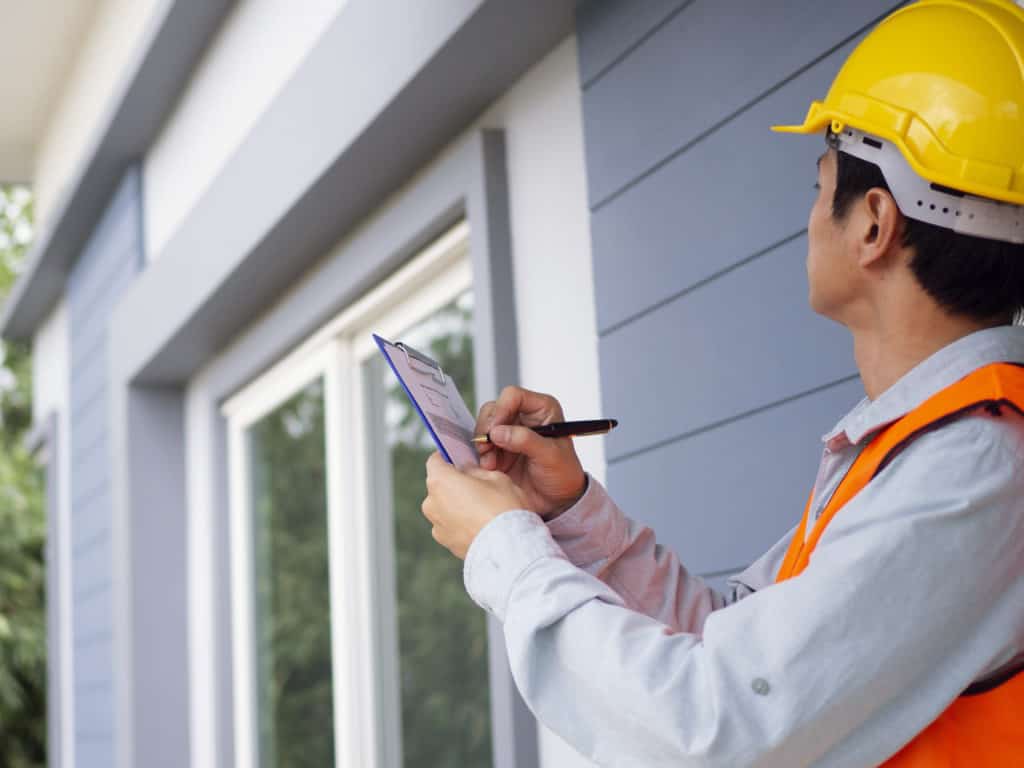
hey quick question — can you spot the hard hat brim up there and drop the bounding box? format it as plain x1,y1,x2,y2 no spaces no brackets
770,101,1024,206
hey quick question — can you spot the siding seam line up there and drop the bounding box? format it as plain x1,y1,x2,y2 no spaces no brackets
581,0,699,91
599,228,807,338
73,629,113,649
72,582,111,607
73,527,112,559
71,374,109,415
71,680,110,694
71,485,110,515
590,2,905,213
75,731,115,743
608,373,860,465
73,579,113,604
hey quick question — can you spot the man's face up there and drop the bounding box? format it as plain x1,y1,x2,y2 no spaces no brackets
806,149,857,322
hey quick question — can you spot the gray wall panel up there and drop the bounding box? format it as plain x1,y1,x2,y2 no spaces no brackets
73,641,112,684
70,538,111,594
75,742,114,768
71,485,106,518
577,2,878,585
607,377,863,576
123,387,190,768
75,589,113,638
67,168,142,768
582,0,900,205
590,38,858,333
71,377,106,420
575,0,690,85
72,525,109,559
71,461,109,511
71,272,133,364
74,686,113,735
72,571,112,604
600,235,854,460
70,403,111,458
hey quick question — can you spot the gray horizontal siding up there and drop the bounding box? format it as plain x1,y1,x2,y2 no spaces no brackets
607,377,863,575
73,586,112,635
576,1,889,579
600,234,854,460
76,740,114,768
582,0,900,207
67,168,142,768
575,0,691,85
590,36,859,333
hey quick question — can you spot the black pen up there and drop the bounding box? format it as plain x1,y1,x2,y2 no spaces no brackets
471,419,618,444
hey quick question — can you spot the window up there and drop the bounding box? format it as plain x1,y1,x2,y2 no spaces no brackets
363,289,491,768
225,222,491,768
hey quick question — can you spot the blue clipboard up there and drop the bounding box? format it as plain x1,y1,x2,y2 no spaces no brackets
373,334,480,466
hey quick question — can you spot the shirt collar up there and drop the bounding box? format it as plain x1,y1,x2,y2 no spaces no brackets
823,325,1024,450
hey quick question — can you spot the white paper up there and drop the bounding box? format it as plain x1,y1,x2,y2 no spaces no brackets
375,335,480,467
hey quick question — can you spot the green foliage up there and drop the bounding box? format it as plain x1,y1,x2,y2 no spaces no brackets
386,295,493,768
0,185,47,768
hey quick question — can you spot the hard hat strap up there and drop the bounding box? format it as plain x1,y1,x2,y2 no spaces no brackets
834,127,1024,245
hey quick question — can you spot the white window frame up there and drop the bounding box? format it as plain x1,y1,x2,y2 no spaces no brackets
222,221,472,768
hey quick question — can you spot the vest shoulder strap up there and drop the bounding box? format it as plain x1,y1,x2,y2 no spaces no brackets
776,363,1024,583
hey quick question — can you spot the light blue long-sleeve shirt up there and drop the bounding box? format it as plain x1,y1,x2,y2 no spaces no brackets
463,326,1024,767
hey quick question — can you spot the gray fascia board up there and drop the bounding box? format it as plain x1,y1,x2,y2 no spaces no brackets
0,0,234,342
110,0,575,386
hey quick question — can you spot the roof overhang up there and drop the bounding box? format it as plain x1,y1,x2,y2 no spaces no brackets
0,0,234,341
109,0,577,386
0,0,102,183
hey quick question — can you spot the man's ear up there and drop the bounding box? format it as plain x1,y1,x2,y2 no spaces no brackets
857,188,903,267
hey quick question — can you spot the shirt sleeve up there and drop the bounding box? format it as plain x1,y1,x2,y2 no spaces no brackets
463,416,1024,767
543,475,728,632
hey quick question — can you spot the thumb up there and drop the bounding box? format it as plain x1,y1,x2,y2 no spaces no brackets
463,466,501,482
489,424,557,463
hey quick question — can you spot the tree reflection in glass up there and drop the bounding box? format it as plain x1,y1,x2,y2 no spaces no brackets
381,291,493,768
248,378,335,768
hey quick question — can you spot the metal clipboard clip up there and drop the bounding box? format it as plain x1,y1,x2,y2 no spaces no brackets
395,341,447,386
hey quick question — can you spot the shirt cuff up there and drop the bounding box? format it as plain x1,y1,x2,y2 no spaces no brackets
544,474,629,569
464,509,566,622
546,473,604,536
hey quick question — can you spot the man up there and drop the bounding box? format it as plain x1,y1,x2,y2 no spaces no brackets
420,1,1024,764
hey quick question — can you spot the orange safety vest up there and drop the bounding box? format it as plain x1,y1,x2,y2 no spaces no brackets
775,363,1024,766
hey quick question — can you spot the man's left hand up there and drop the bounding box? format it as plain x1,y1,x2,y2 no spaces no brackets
422,452,530,560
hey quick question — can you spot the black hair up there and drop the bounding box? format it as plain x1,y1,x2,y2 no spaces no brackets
829,134,1024,326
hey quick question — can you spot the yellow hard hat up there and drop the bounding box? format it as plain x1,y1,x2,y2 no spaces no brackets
774,0,1024,211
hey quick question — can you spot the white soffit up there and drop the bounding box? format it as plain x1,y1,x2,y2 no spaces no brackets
0,0,102,182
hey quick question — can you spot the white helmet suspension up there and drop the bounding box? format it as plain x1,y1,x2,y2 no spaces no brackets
832,127,1024,245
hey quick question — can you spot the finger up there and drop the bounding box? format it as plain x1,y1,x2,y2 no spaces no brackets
492,386,565,429
474,402,498,459
480,450,498,470
475,401,497,439
488,423,560,463
425,451,453,478
463,466,501,482
421,497,439,525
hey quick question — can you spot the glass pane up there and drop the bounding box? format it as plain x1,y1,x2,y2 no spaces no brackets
378,291,493,768
248,378,335,768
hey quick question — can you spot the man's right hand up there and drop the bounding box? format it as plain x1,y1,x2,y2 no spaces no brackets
474,386,587,520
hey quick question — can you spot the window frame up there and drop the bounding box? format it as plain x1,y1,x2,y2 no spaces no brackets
223,223,473,768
